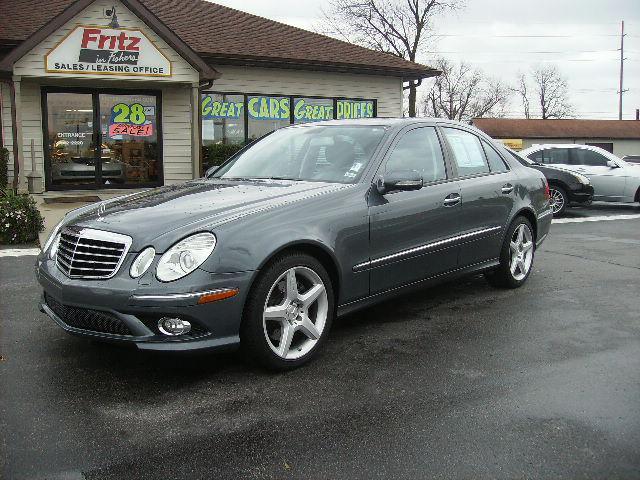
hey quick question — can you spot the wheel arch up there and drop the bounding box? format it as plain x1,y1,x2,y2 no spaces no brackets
251,240,342,304
512,207,538,241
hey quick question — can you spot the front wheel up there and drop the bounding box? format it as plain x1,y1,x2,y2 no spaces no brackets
485,217,535,289
240,252,334,370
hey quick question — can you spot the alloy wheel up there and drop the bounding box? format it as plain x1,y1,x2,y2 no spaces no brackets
262,266,329,360
549,188,565,215
509,224,534,281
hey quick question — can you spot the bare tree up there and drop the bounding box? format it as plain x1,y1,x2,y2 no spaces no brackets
422,58,510,121
514,65,573,119
321,0,459,117
512,73,531,119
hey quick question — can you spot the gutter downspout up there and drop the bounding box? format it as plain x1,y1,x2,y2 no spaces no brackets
7,79,19,193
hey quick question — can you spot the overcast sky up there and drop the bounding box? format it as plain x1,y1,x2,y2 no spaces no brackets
212,0,639,120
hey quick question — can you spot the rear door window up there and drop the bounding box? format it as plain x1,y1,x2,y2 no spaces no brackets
442,128,490,176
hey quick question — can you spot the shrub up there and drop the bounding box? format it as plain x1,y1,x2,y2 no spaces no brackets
202,143,244,174
0,147,8,191
0,192,44,244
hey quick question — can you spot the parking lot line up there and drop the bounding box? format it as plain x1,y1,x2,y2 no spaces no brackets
0,248,42,257
553,214,640,224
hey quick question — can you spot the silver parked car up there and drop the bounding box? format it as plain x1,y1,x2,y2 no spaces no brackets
520,144,640,204
37,119,552,369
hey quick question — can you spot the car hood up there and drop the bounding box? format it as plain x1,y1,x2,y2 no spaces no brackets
67,179,349,250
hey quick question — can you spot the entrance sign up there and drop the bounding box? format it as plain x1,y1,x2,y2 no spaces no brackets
45,26,171,77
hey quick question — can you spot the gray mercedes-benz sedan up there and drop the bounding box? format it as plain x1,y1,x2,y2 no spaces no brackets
36,118,552,369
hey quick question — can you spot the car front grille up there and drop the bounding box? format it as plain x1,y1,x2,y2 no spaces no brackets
56,227,132,279
45,293,132,336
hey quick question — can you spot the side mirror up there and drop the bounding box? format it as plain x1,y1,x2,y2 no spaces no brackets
606,160,619,169
376,170,423,194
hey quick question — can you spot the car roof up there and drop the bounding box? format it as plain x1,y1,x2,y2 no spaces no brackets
282,117,474,128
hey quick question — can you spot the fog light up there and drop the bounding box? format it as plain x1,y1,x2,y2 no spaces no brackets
158,317,191,336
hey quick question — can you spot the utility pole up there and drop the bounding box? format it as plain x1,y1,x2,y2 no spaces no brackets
618,20,627,120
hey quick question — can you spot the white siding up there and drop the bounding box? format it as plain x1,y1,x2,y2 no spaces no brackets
162,85,193,184
13,0,198,84
209,66,404,117
19,81,44,184
1,82,14,184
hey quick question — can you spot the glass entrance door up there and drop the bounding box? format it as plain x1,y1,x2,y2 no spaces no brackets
44,89,162,190
46,92,97,188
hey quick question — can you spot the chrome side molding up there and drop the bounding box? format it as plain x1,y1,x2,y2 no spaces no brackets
353,226,502,272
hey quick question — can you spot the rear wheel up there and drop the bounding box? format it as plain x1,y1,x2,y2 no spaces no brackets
548,185,568,216
485,217,535,289
240,252,334,370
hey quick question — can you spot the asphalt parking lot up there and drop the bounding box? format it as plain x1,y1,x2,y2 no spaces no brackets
1,203,639,480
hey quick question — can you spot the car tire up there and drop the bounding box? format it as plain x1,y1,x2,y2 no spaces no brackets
240,252,335,370
548,185,568,216
485,216,535,289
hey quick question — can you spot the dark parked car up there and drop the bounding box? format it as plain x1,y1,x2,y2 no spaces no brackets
622,155,640,165
505,148,594,216
37,119,552,369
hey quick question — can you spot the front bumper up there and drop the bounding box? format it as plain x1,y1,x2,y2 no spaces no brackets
36,254,255,352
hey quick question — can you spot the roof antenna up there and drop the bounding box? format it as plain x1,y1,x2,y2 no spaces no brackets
106,6,120,28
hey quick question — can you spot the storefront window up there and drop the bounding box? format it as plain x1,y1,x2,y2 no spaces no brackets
46,93,96,188
247,96,290,141
293,98,333,124
336,99,375,119
199,93,376,151
201,93,245,145
99,93,159,185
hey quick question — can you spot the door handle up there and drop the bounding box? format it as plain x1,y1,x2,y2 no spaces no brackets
443,193,461,207
501,184,514,194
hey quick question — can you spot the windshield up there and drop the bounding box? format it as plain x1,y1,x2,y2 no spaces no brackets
211,125,387,183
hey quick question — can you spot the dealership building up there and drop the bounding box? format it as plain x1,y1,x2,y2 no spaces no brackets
0,0,438,193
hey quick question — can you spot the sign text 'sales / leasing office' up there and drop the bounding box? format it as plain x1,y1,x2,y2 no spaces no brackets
45,26,171,77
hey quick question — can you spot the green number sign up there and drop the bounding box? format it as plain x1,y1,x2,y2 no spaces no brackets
111,103,147,125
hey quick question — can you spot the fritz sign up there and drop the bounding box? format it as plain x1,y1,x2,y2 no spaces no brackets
45,26,171,77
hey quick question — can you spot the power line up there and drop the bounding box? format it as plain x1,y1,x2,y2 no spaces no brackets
427,49,619,54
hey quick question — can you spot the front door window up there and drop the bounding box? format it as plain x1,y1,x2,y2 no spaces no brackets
44,89,162,190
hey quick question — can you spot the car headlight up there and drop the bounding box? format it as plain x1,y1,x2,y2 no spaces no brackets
130,247,156,278
43,220,64,259
575,173,590,185
156,233,217,282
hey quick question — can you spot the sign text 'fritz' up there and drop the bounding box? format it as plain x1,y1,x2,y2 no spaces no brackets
45,26,171,77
